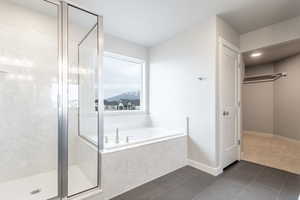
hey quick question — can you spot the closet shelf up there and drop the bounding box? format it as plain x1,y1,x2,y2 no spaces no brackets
243,72,287,84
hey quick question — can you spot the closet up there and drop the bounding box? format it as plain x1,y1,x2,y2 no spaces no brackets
241,40,300,175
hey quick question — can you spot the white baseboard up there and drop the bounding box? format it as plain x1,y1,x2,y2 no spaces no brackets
188,159,222,176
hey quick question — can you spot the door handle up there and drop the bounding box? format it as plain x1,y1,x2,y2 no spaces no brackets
223,111,229,116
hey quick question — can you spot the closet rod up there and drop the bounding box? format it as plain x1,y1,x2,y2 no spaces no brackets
243,72,287,84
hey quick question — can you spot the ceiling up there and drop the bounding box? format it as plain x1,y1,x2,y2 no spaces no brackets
7,0,300,47
243,39,300,67
219,0,300,34
69,0,300,47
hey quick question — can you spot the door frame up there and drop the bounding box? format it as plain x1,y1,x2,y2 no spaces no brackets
217,37,242,170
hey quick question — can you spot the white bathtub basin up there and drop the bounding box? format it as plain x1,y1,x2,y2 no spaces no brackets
82,127,185,151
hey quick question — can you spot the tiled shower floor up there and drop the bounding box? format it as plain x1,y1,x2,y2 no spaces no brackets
0,165,92,200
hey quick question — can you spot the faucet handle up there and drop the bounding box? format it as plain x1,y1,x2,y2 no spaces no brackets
126,136,130,143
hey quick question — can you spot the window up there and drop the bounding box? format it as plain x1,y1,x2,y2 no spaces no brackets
103,53,145,112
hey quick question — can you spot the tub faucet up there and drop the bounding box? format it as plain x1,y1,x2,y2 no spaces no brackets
126,136,130,143
116,128,120,144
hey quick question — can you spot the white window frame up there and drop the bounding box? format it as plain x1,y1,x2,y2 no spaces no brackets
103,51,146,115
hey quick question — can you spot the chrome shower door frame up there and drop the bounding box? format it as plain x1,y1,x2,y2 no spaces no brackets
45,0,104,199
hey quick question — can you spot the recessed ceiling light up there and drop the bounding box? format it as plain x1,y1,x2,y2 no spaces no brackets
250,52,262,58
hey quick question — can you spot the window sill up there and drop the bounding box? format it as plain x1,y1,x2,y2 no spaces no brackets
104,110,147,116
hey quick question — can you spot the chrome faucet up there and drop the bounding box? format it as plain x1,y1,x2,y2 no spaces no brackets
116,128,120,144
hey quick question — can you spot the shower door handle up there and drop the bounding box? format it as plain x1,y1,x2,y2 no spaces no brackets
95,99,98,112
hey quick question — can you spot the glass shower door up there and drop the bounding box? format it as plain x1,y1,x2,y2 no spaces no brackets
67,4,102,197
0,0,59,199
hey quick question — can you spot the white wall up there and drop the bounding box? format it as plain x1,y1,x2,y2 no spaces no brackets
149,16,240,171
216,17,240,48
242,64,274,134
104,34,148,60
149,16,218,168
240,16,300,52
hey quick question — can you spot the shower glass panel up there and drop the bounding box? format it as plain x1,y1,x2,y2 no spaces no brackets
67,5,100,197
0,0,59,200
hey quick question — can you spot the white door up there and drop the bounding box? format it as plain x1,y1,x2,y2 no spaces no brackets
219,41,240,169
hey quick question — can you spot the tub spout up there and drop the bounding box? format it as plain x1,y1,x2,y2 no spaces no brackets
116,128,120,144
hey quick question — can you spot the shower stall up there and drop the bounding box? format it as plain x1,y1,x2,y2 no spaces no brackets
0,0,103,199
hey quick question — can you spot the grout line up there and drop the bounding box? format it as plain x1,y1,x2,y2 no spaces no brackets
275,173,289,200
232,164,265,200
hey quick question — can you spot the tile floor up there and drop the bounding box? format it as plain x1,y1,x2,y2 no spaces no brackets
242,132,300,174
111,161,299,200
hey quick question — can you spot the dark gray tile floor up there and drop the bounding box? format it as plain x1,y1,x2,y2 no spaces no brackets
111,161,299,200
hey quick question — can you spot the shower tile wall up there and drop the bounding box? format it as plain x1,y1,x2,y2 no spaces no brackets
0,1,59,183
0,1,89,185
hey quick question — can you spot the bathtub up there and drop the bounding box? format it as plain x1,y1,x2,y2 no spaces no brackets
104,127,185,150
83,127,185,151
77,127,187,200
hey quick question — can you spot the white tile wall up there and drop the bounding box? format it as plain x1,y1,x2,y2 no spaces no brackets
0,1,59,183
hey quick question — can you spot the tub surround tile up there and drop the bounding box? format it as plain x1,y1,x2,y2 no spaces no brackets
102,136,187,199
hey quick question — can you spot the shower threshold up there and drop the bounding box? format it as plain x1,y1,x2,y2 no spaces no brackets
0,165,92,200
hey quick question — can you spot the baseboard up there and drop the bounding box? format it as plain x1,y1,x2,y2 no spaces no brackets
243,131,300,144
188,159,222,176
275,135,300,144
243,130,274,137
